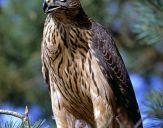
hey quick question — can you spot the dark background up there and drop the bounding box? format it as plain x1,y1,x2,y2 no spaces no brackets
0,0,163,127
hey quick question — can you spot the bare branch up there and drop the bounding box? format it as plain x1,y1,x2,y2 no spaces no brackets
0,109,24,119
0,106,31,128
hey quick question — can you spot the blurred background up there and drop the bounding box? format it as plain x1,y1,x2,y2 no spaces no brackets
0,0,163,127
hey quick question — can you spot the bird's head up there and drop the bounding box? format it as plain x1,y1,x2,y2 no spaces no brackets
43,0,89,25
43,0,81,14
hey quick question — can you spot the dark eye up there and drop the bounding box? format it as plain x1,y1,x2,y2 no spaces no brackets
60,0,66,2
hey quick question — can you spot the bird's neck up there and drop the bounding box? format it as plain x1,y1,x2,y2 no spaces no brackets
49,7,91,28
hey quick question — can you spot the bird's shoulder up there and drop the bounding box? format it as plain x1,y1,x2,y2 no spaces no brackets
90,21,129,87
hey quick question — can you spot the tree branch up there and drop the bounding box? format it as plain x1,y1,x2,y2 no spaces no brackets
0,106,30,128
0,109,24,119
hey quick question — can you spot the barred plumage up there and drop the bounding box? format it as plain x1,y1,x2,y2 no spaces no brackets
41,0,143,127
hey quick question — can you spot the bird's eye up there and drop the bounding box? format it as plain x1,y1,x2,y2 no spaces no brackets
60,0,66,2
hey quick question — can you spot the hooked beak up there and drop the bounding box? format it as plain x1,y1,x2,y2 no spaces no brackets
43,0,60,14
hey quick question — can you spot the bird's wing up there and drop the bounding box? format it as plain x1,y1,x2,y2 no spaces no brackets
90,22,142,125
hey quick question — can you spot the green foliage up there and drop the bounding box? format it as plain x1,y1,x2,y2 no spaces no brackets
144,90,163,127
116,0,163,76
30,119,46,128
81,0,109,23
128,1,163,126
0,0,51,119
0,119,46,128
131,1,163,44
0,120,18,128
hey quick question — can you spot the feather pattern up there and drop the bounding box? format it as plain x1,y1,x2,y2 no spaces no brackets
41,0,143,127
90,22,142,126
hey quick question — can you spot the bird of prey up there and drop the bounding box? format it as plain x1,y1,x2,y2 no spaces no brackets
41,0,143,127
